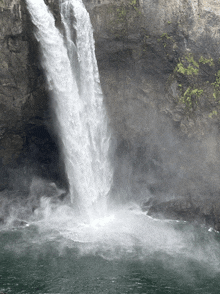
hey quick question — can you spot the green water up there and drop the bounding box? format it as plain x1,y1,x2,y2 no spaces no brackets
1,221,220,294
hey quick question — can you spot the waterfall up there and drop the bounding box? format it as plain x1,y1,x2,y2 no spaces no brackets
26,0,112,220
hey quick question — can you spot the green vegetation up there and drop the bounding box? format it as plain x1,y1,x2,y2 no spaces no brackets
108,3,128,39
209,110,218,118
161,33,171,39
129,0,137,6
185,54,199,68
129,0,141,13
175,62,199,75
116,6,127,22
175,54,199,76
110,0,142,38
171,53,220,116
179,87,203,109
115,0,141,21
174,54,207,110
212,70,220,99
158,33,172,42
157,33,174,51
199,56,214,67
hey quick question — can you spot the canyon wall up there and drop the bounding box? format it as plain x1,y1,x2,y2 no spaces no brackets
1,0,220,228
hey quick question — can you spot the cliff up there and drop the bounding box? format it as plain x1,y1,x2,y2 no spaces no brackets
0,0,62,191
1,0,220,229
86,0,220,230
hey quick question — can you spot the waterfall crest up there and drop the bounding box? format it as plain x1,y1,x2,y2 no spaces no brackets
26,0,112,220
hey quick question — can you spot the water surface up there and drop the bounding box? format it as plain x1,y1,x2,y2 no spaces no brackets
1,208,220,294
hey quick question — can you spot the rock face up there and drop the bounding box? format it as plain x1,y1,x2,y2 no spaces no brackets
85,0,220,229
0,0,27,176
1,0,220,228
0,0,64,191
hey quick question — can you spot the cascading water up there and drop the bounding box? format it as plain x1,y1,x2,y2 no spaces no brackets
3,2,220,293
26,0,112,221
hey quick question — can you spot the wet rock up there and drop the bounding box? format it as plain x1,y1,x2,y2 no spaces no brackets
146,197,220,230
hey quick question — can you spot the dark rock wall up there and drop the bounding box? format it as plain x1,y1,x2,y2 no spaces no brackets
0,0,63,191
86,0,220,228
0,1,27,167
1,0,220,228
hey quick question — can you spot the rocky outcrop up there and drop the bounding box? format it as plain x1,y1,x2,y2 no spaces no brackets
1,0,220,228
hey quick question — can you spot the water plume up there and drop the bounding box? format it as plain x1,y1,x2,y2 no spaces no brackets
26,0,112,221
7,198,219,276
